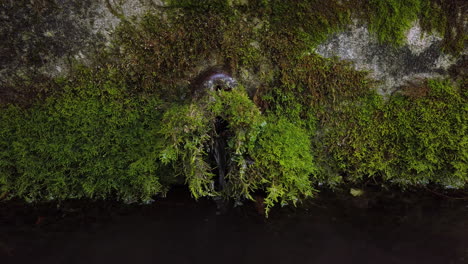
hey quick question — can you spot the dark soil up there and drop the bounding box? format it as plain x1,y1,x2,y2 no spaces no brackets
1,187,467,264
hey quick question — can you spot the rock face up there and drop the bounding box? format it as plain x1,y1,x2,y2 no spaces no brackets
316,21,462,95
0,1,464,98
0,0,159,83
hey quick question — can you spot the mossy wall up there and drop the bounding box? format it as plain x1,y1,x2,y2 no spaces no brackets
0,0,466,212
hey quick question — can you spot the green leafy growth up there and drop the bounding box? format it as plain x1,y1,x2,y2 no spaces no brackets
380,79,467,186
366,0,466,54
1,0,466,209
256,53,375,186
159,103,215,199
419,0,467,55
368,0,422,46
210,88,266,201
159,87,265,200
321,79,467,188
250,116,316,215
260,0,355,61
113,3,260,100
0,66,165,202
159,87,317,212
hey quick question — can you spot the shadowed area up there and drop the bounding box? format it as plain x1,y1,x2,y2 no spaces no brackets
1,188,467,264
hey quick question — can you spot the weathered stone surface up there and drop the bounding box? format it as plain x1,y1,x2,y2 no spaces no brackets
0,1,465,101
0,0,159,84
316,20,464,95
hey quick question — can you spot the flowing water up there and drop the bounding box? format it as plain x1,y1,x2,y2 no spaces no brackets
204,70,236,192
212,116,230,192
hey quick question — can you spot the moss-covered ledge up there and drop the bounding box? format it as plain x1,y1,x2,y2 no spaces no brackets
0,0,466,213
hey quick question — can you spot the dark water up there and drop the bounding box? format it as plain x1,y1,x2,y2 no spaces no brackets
1,188,467,264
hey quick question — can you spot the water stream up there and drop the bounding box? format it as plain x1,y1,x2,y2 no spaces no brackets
201,71,238,193
212,116,229,192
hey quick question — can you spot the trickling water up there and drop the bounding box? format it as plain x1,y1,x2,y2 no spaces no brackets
212,117,229,191
202,72,237,91
199,71,237,193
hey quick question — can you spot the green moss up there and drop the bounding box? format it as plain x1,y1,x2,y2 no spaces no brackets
159,102,215,199
366,0,466,54
380,80,466,186
368,0,421,46
113,3,260,100
111,0,464,102
263,0,353,60
255,51,466,189
320,79,467,188
426,0,467,55
1,0,466,210
250,116,316,214
255,53,377,187
0,66,166,202
419,0,446,35
159,87,316,212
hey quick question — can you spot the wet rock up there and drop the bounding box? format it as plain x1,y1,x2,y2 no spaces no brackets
316,20,464,95
0,0,160,87
1,1,465,101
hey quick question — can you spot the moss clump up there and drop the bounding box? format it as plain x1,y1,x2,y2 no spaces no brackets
320,79,467,188
367,0,422,46
366,0,466,54
249,116,316,213
261,0,354,60
255,53,377,186
159,87,316,213
112,2,260,100
380,80,466,186
255,52,466,189
159,87,266,199
420,0,467,55
0,66,165,202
